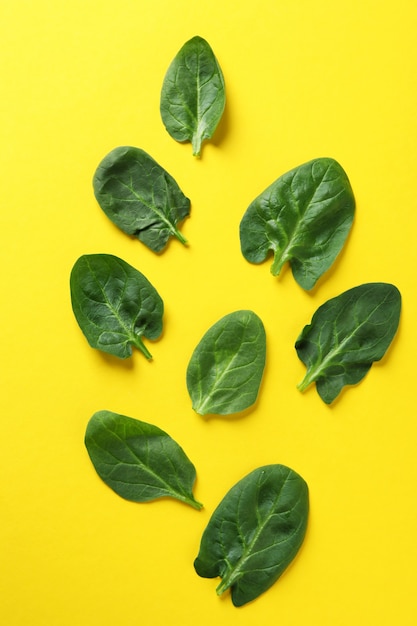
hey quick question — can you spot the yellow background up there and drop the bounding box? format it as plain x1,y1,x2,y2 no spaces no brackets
1,1,417,624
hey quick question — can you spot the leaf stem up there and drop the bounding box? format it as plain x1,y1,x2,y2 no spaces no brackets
132,336,153,360
185,496,204,510
174,491,203,509
216,576,232,596
192,134,202,157
270,250,288,276
173,226,188,246
297,371,314,393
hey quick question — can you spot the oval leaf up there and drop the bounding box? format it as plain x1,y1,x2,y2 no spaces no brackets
85,410,202,510
93,146,190,252
160,36,226,156
239,157,355,290
296,282,401,403
70,253,163,359
194,464,309,607
186,310,266,415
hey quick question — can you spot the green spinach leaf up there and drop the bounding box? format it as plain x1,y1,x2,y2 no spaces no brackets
296,282,401,403
160,36,226,156
93,146,190,252
70,253,163,360
186,310,266,415
239,157,355,290
194,464,309,607
85,410,202,509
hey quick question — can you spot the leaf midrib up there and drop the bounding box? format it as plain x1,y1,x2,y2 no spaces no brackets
194,324,259,413
302,293,391,385
195,348,243,413
117,176,178,237
85,258,139,345
218,472,296,592
97,422,188,500
272,163,339,265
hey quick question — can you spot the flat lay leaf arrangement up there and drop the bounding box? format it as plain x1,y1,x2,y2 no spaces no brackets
69,34,402,607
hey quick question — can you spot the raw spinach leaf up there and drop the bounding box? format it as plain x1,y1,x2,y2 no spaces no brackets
296,282,401,404
93,146,190,252
160,36,225,156
186,310,266,415
239,158,355,290
194,464,309,607
70,253,163,360
85,410,202,509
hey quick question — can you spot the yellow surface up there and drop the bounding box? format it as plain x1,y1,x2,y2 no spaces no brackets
1,1,417,624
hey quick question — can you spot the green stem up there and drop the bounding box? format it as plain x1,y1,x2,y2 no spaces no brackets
270,250,288,276
192,133,202,157
185,496,203,511
173,226,188,246
173,490,203,510
133,336,153,360
297,371,315,393
216,573,234,596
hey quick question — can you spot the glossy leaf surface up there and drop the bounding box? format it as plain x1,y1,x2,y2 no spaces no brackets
70,254,163,359
160,36,225,156
186,310,266,415
194,464,309,607
296,282,401,403
85,410,202,509
239,158,355,290
93,146,190,252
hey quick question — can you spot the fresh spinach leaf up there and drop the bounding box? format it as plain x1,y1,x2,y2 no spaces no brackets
194,464,309,607
93,146,190,252
160,36,226,157
239,157,355,290
70,253,163,360
296,282,401,403
186,310,266,415
85,410,202,509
